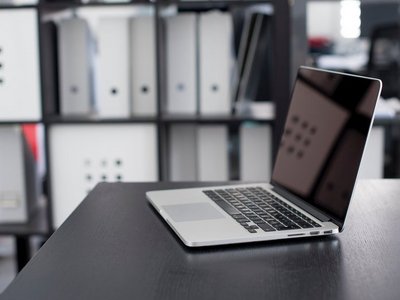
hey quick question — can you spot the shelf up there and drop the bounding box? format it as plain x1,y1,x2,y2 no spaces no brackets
158,0,271,12
44,115,158,124
0,3,37,9
374,115,400,126
0,120,42,125
161,113,274,124
43,114,274,125
160,0,270,6
0,203,49,236
39,0,154,10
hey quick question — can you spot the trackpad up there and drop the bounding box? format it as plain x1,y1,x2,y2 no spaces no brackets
162,203,225,222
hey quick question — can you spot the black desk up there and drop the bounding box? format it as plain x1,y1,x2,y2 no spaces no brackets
3,180,400,299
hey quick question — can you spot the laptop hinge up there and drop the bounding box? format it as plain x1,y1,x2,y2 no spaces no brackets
271,186,331,223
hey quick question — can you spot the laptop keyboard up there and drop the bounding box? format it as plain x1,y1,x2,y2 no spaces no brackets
203,187,321,233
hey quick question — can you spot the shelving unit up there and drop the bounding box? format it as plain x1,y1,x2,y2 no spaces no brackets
0,204,49,271
0,0,292,269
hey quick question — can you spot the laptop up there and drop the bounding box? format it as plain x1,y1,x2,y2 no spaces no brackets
147,66,382,247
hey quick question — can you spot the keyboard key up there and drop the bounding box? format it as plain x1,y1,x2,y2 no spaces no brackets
254,220,266,225
273,224,287,231
296,222,314,229
214,200,239,215
285,224,301,230
258,223,275,232
237,218,250,223
231,214,242,219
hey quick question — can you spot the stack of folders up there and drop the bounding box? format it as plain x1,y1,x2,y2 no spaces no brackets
0,9,41,121
169,123,273,181
165,11,234,116
169,124,230,181
57,16,157,118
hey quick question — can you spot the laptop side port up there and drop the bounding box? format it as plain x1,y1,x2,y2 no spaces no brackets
324,230,332,234
310,231,319,235
288,233,305,237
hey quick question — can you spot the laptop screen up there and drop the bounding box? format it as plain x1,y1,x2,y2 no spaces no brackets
271,67,382,223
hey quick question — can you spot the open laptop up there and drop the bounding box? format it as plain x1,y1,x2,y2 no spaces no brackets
147,66,382,247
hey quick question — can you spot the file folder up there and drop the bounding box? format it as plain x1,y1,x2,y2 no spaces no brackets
244,12,273,102
49,124,158,227
166,14,197,115
199,12,233,115
58,18,93,116
97,18,130,118
235,6,273,109
169,125,197,181
239,124,272,181
41,22,60,116
130,16,157,116
0,126,38,223
197,125,229,181
0,9,41,121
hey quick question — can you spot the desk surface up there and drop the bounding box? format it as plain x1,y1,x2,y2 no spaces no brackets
3,180,400,300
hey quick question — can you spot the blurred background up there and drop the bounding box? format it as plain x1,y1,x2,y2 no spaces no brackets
0,0,399,291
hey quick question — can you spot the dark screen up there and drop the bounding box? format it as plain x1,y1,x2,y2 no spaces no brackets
272,67,382,223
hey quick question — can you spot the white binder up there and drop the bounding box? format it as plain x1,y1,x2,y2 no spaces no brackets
130,17,157,116
166,14,198,115
58,18,93,116
49,124,158,228
169,125,197,181
0,126,38,223
197,125,229,181
358,126,385,178
97,18,130,118
239,124,272,181
0,9,41,121
199,12,233,115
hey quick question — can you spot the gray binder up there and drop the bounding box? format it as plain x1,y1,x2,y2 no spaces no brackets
58,18,93,116
97,18,131,118
166,14,198,115
199,12,233,115
130,16,157,116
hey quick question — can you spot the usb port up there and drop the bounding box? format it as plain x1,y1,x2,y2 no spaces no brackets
324,230,332,234
310,231,319,235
